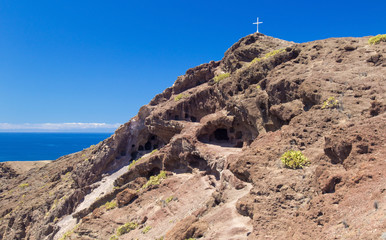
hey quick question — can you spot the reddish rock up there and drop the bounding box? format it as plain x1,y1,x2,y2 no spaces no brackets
116,188,137,207
165,215,198,240
270,99,304,122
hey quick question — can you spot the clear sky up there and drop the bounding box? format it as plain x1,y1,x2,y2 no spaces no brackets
1,0,385,132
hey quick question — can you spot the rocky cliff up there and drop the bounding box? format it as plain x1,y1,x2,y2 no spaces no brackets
0,33,385,240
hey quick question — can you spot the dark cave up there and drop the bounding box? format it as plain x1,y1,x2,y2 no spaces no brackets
214,128,229,141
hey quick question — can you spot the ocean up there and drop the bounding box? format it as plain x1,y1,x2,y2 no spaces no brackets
0,132,112,162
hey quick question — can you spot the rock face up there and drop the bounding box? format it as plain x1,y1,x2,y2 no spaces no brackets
0,33,385,240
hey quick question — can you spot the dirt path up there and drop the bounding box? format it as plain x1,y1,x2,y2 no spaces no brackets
202,181,253,239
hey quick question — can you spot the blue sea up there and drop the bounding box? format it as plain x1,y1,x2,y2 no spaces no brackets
0,133,112,162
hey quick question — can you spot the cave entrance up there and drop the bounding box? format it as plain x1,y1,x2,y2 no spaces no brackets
198,127,244,148
214,128,229,141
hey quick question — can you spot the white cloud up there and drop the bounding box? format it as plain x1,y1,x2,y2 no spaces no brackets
0,123,121,132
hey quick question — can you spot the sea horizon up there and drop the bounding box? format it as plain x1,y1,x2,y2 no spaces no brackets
0,132,112,162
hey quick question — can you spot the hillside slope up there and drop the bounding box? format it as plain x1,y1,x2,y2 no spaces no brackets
0,33,385,240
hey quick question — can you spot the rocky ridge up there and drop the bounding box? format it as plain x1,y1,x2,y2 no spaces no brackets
0,33,385,240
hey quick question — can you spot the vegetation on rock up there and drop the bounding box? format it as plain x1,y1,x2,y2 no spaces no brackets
18,183,29,188
251,48,285,64
165,195,174,203
264,48,285,58
251,57,262,64
151,149,158,155
213,73,230,83
142,171,167,189
104,201,117,210
321,96,339,109
116,221,138,236
174,93,186,102
128,158,141,170
368,34,386,45
281,150,310,169
142,225,152,234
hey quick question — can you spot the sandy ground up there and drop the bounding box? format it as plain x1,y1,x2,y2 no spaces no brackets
3,160,52,174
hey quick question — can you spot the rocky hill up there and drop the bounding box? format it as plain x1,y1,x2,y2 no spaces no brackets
0,33,385,240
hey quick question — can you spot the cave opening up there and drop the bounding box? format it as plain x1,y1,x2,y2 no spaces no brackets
144,141,152,150
235,141,243,148
235,131,243,139
147,167,161,178
130,151,138,159
214,128,229,141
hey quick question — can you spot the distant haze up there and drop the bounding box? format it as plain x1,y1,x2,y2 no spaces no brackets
0,123,120,133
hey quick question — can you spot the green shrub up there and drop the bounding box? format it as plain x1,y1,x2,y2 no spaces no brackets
142,225,152,234
142,171,167,189
18,183,29,188
264,48,285,58
49,199,59,212
251,57,262,64
250,48,285,65
368,34,386,45
128,157,141,170
321,96,339,109
281,150,310,169
174,93,185,102
116,222,138,236
104,201,117,210
109,235,118,240
213,73,230,83
151,149,158,155
165,196,174,204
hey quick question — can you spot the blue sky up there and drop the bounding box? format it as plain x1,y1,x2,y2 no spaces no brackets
1,0,385,132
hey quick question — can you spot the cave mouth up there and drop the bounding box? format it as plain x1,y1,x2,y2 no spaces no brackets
214,128,229,141
198,127,245,148
147,167,161,178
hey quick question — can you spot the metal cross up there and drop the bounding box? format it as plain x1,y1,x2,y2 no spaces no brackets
253,17,263,33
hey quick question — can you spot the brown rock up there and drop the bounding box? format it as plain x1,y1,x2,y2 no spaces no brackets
324,135,352,164
185,221,209,239
116,188,137,207
165,215,198,240
269,99,304,122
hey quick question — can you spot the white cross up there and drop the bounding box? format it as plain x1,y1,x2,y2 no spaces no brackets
253,17,263,33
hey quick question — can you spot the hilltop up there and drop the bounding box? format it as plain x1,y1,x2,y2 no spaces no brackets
0,33,385,240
